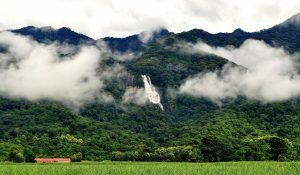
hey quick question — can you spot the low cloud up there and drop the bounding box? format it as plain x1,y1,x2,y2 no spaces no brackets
138,30,156,43
138,28,164,43
179,39,300,103
110,51,141,62
122,87,148,105
0,32,125,109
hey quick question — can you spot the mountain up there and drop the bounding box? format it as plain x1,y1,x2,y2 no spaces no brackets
9,12,300,53
1,14,300,162
8,13,300,52
10,26,169,53
277,13,300,27
102,28,169,52
177,13,300,53
11,26,94,45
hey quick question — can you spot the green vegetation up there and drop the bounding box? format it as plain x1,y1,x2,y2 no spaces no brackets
0,162,299,175
1,96,300,162
1,24,300,163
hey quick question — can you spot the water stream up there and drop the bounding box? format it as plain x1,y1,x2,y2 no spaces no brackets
141,75,164,111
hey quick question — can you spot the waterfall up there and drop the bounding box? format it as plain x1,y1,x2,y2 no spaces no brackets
141,75,164,111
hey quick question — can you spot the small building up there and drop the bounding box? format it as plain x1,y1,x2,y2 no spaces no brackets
34,158,71,163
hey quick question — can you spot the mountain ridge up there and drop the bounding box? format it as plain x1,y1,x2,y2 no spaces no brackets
10,26,94,45
6,12,300,53
1,13,300,162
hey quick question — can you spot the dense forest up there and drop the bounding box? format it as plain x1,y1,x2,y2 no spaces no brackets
1,14,300,163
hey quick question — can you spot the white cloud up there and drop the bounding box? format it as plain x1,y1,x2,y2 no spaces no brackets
0,32,125,109
122,87,148,105
0,0,299,38
138,28,163,43
109,51,142,62
179,39,300,103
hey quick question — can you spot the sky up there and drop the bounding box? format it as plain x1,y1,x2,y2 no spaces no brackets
0,0,300,39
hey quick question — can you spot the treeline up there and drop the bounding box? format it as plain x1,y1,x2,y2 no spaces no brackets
2,134,298,163
0,142,83,163
112,135,299,162
1,97,300,162
113,146,198,162
0,142,35,163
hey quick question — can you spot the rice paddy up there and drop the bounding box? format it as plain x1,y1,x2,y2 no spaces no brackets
0,161,299,175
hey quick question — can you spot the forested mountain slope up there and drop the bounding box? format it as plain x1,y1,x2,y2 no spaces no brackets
1,13,300,162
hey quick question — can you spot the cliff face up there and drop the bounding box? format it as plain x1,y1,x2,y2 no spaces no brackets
142,75,164,111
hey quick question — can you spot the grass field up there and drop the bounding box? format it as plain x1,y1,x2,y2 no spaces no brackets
0,161,299,175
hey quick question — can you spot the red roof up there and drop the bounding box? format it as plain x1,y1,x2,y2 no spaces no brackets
35,158,71,163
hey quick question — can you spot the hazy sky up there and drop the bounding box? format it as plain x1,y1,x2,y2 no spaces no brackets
0,0,300,38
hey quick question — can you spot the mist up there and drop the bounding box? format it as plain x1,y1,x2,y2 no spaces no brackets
179,39,300,103
122,87,148,105
0,32,126,109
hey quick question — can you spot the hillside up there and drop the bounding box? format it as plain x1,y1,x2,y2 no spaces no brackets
1,13,300,162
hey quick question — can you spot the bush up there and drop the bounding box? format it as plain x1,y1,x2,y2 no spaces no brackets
112,146,199,162
71,152,82,162
266,136,290,161
24,149,35,162
15,153,25,163
201,135,225,162
8,152,25,163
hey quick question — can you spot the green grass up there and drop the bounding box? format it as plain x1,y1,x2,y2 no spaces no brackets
0,161,299,175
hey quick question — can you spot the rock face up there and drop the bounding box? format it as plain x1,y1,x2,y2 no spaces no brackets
142,75,164,111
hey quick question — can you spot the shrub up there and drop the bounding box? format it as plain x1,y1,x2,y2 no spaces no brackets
71,152,83,162
8,152,25,163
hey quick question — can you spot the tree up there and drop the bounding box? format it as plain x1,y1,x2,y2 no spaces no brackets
8,151,25,163
71,152,83,162
267,136,289,161
201,135,224,162
15,153,25,163
24,149,35,162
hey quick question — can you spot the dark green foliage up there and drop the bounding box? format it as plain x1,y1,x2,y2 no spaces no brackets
201,135,226,162
266,136,289,161
24,149,36,162
8,152,25,163
112,146,198,162
71,152,83,162
0,142,24,161
1,83,300,162
2,16,300,162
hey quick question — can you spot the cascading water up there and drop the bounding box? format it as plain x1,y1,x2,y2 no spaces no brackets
141,75,164,111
